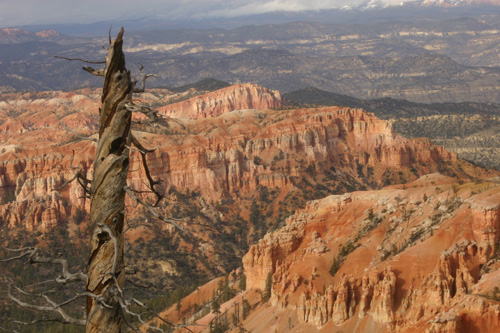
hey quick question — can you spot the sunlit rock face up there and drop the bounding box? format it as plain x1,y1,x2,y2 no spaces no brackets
157,83,282,119
242,178,500,332
0,84,479,239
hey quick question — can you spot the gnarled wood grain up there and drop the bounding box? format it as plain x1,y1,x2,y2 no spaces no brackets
86,28,131,333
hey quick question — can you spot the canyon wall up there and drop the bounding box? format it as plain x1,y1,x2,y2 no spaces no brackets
157,83,282,119
0,86,466,230
242,179,500,332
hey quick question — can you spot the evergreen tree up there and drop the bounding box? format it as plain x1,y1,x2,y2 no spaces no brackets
262,272,272,302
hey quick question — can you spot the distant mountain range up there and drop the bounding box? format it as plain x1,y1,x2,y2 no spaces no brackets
4,1,500,35
2,6,500,105
3,14,500,104
0,28,79,44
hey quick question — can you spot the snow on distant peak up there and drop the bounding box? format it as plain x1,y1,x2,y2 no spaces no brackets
356,0,500,10
417,0,500,6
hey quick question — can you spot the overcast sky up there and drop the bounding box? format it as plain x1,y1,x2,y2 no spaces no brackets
0,0,414,28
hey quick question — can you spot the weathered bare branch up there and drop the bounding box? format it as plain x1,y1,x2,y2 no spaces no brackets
120,311,140,333
126,102,159,122
134,74,158,93
12,284,92,309
27,248,88,284
13,318,78,328
126,278,154,290
52,150,92,195
117,296,198,333
146,304,199,333
131,134,163,205
0,247,34,262
133,63,158,93
0,325,13,332
55,171,80,190
108,25,113,45
2,247,87,284
82,67,105,77
53,55,106,64
53,111,98,143
124,186,217,231
7,283,86,326
124,186,184,231
131,133,155,154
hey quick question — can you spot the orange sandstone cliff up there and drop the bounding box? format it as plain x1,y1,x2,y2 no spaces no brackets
1,84,498,333
156,83,282,119
0,85,472,231
237,175,500,332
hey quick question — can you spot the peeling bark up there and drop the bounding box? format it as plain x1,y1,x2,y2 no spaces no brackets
86,28,131,333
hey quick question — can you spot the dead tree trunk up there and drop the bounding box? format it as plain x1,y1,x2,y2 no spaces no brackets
86,28,131,332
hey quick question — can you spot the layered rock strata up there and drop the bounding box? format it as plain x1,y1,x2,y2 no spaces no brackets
157,83,282,119
242,180,500,331
0,85,478,232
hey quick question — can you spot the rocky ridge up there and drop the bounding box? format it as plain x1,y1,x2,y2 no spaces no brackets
161,175,500,333
0,28,62,44
1,83,487,294
0,83,490,234
157,83,282,119
284,87,500,171
0,87,471,231
1,84,498,332
236,175,500,332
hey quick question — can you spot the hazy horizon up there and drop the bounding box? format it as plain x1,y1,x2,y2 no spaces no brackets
0,0,418,28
